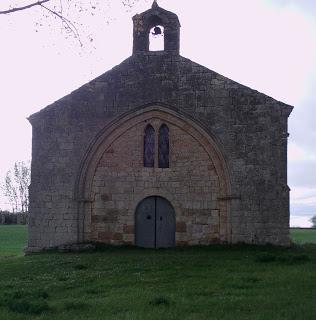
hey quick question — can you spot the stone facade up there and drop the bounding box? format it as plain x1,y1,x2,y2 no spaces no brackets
88,109,228,245
27,2,293,252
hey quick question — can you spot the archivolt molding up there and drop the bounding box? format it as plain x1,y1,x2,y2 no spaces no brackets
76,104,232,201
75,104,233,243
130,190,179,220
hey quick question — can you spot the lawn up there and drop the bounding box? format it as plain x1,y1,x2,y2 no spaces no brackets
0,226,315,319
0,225,28,257
290,228,316,244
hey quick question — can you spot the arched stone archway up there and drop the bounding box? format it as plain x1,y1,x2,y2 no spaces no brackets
76,105,232,246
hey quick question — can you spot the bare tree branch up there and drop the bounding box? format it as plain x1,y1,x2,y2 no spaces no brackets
40,3,83,46
1,161,30,213
1,0,142,47
0,0,51,14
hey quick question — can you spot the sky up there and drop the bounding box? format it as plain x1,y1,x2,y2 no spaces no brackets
0,0,315,226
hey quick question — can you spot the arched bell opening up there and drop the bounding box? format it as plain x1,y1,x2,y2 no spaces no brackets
149,25,165,51
132,3,181,54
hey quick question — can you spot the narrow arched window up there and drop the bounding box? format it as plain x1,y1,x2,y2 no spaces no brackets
158,124,169,168
144,125,155,167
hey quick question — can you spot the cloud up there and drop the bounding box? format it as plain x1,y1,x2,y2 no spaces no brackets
289,94,316,151
180,0,316,106
290,203,316,218
288,143,316,162
291,186,316,201
290,215,312,228
290,186,316,227
289,161,316,189
288,142,316,190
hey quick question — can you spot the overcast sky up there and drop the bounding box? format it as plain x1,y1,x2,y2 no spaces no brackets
0,0,315,226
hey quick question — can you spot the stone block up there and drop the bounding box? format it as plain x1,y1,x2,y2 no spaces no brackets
113,233,123,241
123,225,134,234
98,231,113,240
176,221,187,233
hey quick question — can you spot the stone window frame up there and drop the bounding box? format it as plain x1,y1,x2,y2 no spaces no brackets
143,120,170,169
158,123,169,168
143,124,155,167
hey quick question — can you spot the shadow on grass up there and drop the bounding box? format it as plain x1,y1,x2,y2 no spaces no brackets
3,289,50,315
62,300,90,311
255,252,310,264
149,296,171,307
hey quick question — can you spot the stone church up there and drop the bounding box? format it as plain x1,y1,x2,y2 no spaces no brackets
27,1,293,252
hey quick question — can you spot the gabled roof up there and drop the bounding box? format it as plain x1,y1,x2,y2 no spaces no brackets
28,2,293,123
28,53,293,124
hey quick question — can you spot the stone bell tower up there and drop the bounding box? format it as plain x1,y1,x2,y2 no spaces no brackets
132,1,181,54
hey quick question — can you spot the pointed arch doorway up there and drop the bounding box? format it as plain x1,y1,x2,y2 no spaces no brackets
135,196,175,248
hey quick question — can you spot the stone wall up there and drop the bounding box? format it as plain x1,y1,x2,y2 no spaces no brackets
88,111,226,245
27,51,293,251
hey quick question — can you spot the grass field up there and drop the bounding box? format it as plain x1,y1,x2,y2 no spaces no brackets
0,225,315,319
0,225,28,257
290,228,316,244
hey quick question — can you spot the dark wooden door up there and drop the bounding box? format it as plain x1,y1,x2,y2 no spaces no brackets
135,196,175,248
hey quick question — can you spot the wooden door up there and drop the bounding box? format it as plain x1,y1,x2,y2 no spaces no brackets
135,196,175,248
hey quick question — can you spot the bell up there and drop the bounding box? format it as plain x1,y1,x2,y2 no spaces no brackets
152,26,162,35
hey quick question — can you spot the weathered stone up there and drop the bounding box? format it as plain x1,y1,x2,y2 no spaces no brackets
176,221,187,233
123,225,134,234
26,2,292,252
98,231,113,241
101,194,112,202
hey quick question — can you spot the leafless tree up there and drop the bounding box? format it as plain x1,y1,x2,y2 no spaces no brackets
2,161,31,213
310,215,316,228
0,0,144,46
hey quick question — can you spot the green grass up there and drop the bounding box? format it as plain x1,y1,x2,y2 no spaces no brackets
0,225,28,256
0,245,315,320
1,225,314,256
290,228,316,244
0,226,315,319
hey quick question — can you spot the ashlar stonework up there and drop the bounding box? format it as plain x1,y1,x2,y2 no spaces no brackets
27,2,293,252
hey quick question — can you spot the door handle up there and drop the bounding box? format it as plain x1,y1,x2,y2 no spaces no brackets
160,216,163,221
147,215,151,220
